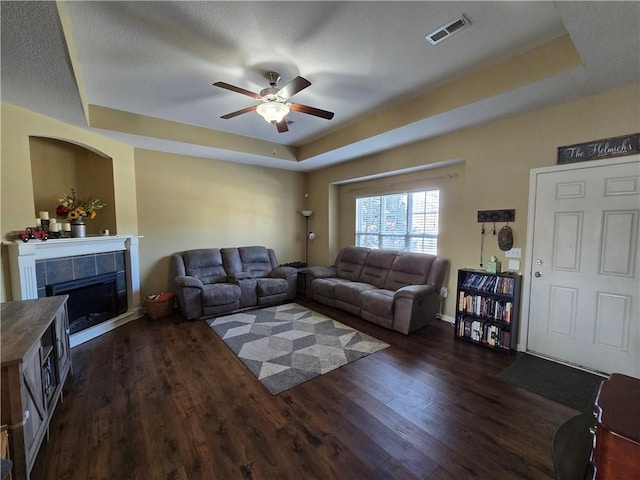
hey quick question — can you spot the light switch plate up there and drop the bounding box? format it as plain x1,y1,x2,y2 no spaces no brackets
508,259,520,270
505,248,521,258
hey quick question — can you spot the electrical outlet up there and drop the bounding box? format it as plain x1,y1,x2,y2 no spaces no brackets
440,287,448,298
505,248,521,258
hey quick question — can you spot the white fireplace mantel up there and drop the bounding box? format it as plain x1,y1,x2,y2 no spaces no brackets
4,235,143,346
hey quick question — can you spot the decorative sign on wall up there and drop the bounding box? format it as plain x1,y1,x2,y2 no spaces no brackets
557,133,639,164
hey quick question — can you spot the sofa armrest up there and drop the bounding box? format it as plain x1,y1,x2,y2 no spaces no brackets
175,275,204,289
394,284,436,300
269,266,298,300
268,266,297,279
304,266,337,299
305,266,337,280
393,284,439,334
173,276,204,320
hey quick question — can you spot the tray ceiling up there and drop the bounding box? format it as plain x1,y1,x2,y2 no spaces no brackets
2,1,639,171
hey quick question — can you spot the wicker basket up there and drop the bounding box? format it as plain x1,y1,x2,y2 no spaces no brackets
144,292,175,320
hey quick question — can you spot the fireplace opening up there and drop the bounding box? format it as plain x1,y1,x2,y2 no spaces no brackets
47,273,125,335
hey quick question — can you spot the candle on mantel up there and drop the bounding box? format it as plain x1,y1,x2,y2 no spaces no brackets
39,211,49,220
62,223,71,232
36,218,42,226
49,222,59,232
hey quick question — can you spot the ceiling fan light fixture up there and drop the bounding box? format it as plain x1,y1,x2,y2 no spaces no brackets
256,101,289,124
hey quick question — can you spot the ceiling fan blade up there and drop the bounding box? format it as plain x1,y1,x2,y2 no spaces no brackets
277,76,311,99
290,103,334,120
275,120,289,133
220,105,257,119
213,82,262,100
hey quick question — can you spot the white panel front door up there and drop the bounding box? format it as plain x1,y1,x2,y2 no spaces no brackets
527,157,640,377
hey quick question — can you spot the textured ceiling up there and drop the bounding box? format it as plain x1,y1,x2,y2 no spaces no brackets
2,1,639,171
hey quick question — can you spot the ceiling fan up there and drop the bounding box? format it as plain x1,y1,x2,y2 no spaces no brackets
213,71,334,133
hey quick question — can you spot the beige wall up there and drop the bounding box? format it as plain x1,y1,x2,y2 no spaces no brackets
306,82,640,318
1,103,138,302
2,83,639,315
0,103,308,303
133,149,306,298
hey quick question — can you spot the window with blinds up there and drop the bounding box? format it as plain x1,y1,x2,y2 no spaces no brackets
355,190,439,255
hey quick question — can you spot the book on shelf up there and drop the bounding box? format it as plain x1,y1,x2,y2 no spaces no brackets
500,331,511,351
457,293,513,322
461,271,515,295
488,325,499,346
471,320,482,342
456,314,513,349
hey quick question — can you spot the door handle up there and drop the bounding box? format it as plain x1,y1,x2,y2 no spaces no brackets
534,271,542,278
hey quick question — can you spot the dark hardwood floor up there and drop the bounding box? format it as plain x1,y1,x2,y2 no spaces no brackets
31,298,578,480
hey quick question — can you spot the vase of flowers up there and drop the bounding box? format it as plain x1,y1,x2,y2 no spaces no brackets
56,189,106,238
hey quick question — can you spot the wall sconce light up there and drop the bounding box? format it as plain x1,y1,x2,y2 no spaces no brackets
301,210,313,265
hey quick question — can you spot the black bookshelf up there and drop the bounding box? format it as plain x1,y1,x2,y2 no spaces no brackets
454,268,522,353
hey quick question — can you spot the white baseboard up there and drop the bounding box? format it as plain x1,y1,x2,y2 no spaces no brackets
436,313,455,324
70,306,144,347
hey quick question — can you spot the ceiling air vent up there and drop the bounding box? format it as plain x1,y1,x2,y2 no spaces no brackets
426,15,471,45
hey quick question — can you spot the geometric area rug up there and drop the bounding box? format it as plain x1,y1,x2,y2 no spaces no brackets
207,302,390,395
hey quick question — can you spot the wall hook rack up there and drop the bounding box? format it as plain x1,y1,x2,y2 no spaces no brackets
477,209,515,223
477,210,515,267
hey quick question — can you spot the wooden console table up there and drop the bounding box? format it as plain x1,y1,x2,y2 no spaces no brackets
552,373,640,480
591,373,640,479
1,296,72,480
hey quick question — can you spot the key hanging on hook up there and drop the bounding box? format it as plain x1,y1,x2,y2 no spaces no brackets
479,222,485,267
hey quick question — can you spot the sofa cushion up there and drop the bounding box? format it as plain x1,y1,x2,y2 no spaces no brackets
312,277,352,299
183,249,228,284
256,277,289,297
358,249,397,288
201,283,241,307
240,246,276,276
334,282,377,306
334,246,371,280
385,252,435,291
360,289,395,329
361,289,395,315
222,246,276,278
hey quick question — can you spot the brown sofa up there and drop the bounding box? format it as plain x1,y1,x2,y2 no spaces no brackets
170,246,297,320
305,246,449,334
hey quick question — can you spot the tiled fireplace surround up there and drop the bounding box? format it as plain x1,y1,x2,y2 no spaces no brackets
6,236,142,347
36,250,127,300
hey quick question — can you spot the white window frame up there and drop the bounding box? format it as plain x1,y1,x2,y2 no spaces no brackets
355,189,440,255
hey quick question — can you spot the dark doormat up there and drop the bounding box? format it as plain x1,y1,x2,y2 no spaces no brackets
498,354,605,412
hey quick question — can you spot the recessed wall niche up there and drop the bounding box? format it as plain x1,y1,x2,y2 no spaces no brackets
29,137,117,236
